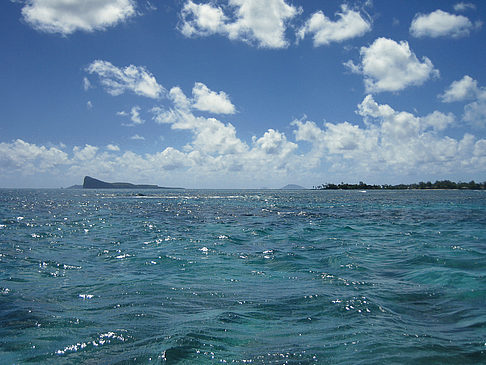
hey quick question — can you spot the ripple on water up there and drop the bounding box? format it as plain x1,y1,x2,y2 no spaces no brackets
0,189,485,363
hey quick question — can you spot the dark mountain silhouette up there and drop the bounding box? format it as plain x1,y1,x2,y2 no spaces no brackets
83,176,182,189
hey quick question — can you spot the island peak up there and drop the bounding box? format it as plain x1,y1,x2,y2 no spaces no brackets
82,176,182,189
280,184,307,190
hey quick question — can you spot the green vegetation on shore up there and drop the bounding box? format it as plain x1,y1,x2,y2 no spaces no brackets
313,180,486,190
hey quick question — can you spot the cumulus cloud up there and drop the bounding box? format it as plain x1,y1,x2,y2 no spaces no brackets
410,10,475,38
179,1,227,36
252,129,297,156
86,60,164,99
106,144,120,151
0,139,68,173
307,95,483,174
422,111,455,131
192,82,236,114
153,82,236,117
322,121,377,157
73,144,98,161
293,119,325,144
440,75,479,102
345,37,439,93
179,0,301,48
148,87,484,180
148,147,192,171
441,75,486,128
86,61,231,116
2,93,485,187
463,94,486,128
3,76,485,187
297,5,371,46
22,0,136,35
152,85,301,174
356,95,462,156
152,88,246,155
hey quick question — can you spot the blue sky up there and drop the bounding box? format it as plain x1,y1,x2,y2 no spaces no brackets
1,0,486,188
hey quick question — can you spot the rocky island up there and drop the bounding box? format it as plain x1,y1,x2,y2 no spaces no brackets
82,176,182,189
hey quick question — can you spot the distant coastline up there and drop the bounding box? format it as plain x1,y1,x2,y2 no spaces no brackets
313,180,486,190
71,176,184,189
60,178,486,190
280,184,307,190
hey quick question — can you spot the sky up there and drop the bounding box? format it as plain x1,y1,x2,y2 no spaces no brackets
1,0,486,188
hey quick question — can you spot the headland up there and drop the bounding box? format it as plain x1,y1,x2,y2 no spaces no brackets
82,176,183,189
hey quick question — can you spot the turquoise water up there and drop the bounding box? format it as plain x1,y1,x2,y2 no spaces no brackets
1,189,485,364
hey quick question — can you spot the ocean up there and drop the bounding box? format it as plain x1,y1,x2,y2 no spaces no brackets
1,189,485,364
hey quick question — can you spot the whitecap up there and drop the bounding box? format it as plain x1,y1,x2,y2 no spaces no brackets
79,294,94,299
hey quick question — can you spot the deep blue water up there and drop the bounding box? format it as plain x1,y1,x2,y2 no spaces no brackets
1,189,485,364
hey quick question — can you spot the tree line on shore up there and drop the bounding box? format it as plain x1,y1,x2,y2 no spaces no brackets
313,180,486,190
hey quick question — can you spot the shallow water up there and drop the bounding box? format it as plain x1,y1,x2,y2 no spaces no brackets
1,189,485,364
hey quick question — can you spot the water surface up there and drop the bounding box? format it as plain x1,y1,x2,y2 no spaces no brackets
1,189,485,363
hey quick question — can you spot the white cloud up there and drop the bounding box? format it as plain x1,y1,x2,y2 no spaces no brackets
191,117,246,155
0,139,68,173
22,0,136,35
410,10,475,38
169,86,192,111
106,144,120,151
293,119,325,143
149,86,485,182
295,96,483,178
179,1,227,36
357,95,421,140
297,5,371,46
2,87,485,187
328,95,485,173
290,119,326,169
252,129,297,156
83,77,92,91
474,139,486,156
130,134,145,140
153,83,236,117
151,85,302,175
179,0,301,48
226,0,300,48
192,82,236,114
463,93,486,128
440,75,479,102
86,101,93,109
441,76,486,128
73,145,98,161
453,2,476,12
152,89,246,155
323,121,377,156
86,60,164,99
117,105,145,126
148,147,192,171
2,95,485,187
345,37,439,93
130,106,144,124
422,111,455,131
